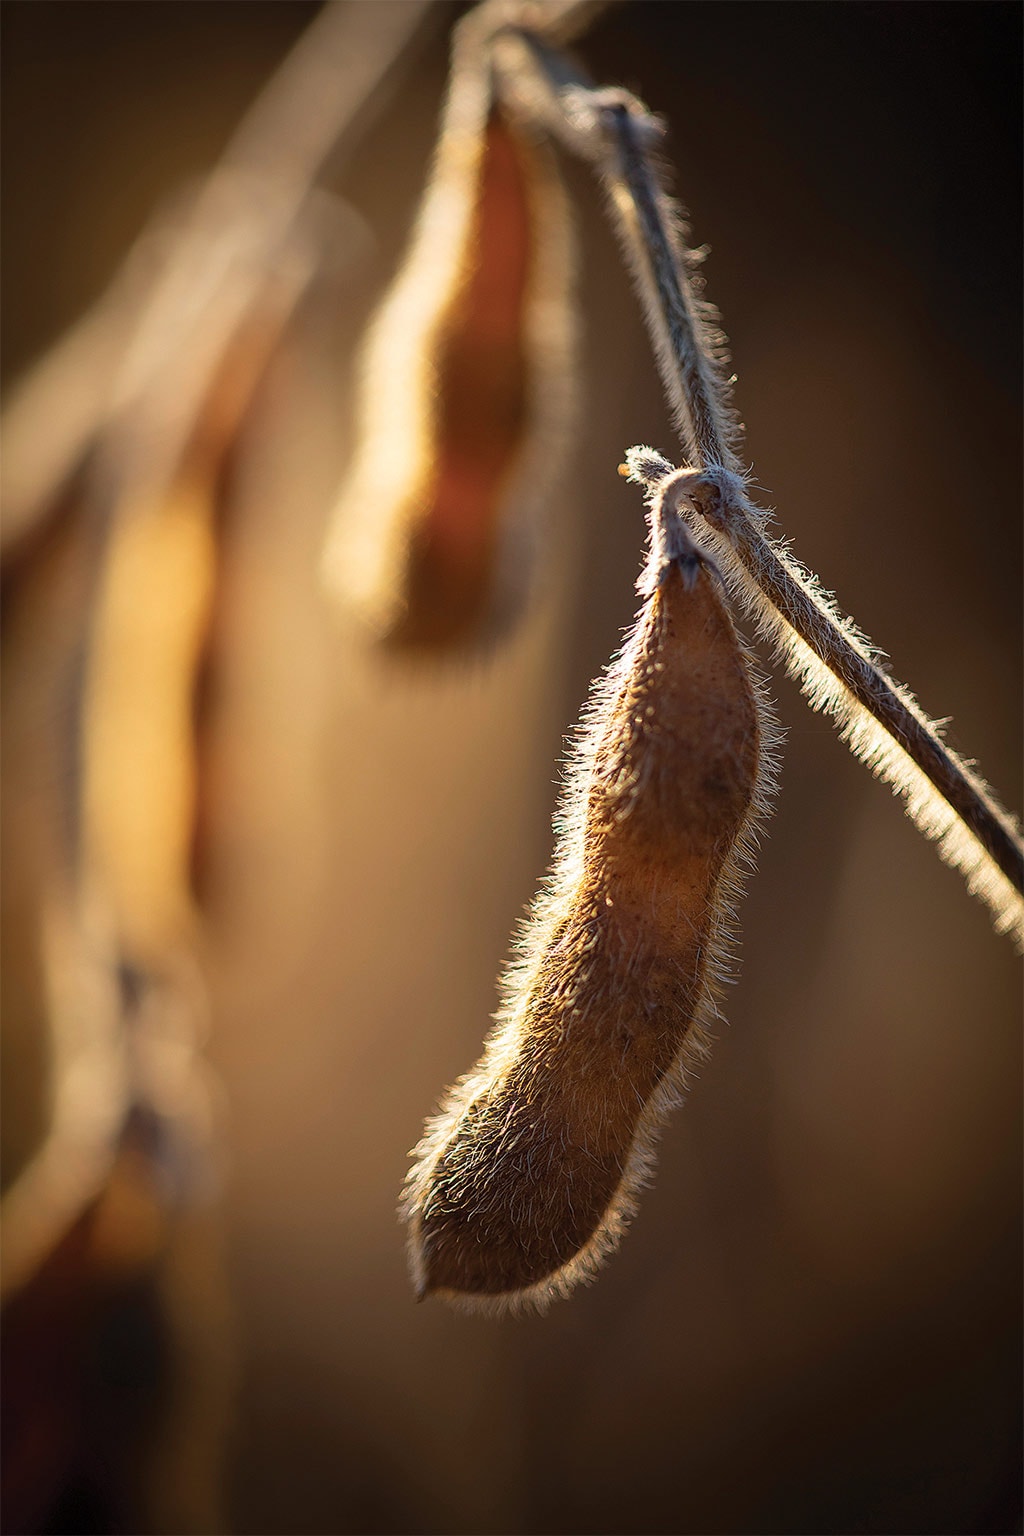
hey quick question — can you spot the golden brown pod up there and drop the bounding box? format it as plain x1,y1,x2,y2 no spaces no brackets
323,31,576,651
403,463,776,1310
79,298,297,972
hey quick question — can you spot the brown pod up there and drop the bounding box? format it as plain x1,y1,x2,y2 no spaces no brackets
79,307,289,971
323,35,576,652
403,470,774,1309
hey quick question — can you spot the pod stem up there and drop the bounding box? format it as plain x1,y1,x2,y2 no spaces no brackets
491,28,1024,942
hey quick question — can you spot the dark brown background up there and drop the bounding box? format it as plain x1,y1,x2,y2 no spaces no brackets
3,3,1021,1533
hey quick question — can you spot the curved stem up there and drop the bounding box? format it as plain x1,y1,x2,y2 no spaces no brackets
494,30,1024,942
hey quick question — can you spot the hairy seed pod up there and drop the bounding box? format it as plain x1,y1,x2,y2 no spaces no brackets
323,29,575,652
403,472,776,1311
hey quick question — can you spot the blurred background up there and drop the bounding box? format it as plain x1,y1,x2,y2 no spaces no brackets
2,3,1021,1534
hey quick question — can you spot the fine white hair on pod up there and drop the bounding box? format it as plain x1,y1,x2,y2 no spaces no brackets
623,447,1024,952
402,463,779,1313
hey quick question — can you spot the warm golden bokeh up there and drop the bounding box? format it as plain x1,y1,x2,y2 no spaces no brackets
2,4,1020,1534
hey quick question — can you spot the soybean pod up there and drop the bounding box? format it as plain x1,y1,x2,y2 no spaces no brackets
403,461,777,1310
323,15,576,653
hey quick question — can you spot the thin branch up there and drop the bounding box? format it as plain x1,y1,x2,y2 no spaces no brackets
220,0,439,196
2,0,440,558
492,29,1024,946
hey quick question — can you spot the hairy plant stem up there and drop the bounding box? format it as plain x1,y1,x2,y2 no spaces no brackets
493,28,1024,942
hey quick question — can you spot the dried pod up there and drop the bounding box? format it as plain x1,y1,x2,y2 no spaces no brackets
79,307,291,971
323,27,576,651
403,465,777,1310
80,471,218,966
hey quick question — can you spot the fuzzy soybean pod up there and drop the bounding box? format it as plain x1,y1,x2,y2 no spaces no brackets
323,21,576,652
403,467,774,1311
